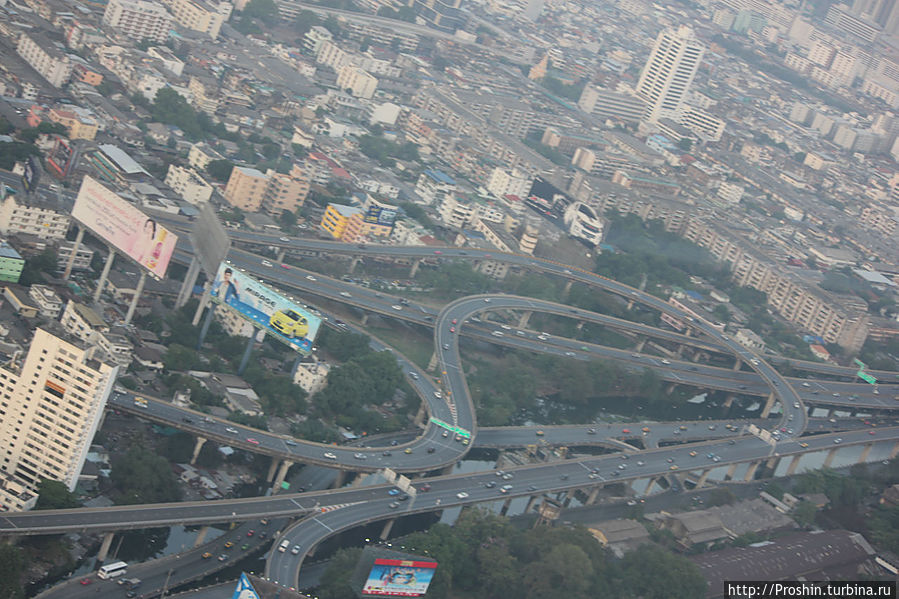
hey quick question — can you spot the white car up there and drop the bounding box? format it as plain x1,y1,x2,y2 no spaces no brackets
261,260,273,267
353,452,367,460
280,237,290,242
491,331,504,337
340,292,352,297
434,391,442,399
661,359,671,365
392,305,403,310
305,275,316,281
291,545,301,554
456,492,469,499
225,427,238,434
323,452,337,459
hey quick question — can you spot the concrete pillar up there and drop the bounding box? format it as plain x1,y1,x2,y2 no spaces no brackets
351,472,369,488
733,357,743,371
349,257,361,273
193,526,210,547
413,402,428,428
237,331,257,376
586,486,601,505
93,249,116,303
361,313,369,326
761,393,777,419
409,258,421,278
743,461,760,482
524,495,539,513
765,456,779,471
786,455,802,476
97,532,115,563
192,284,211,327
62,226,84,280
823,448,838,468
635,339,646,352
562,279,573,298
858,444,873,464
891,442,899,460
197,301,215,350
266,459,279,483
175,255,200,309
827,408,835,419
665,383,677,395
518,311,531,329
190,437,207,465
645,477,658,494
723,394,736,408
575,320,584,331
626,299,635,311
379,518,395,540
562,489,574,507
695,469,712,488
273,460,293,491
332,470,347,488
724,463,738,481
277,248,286,262
441,465,454,476
427,351,438,371
676,344,686,357
123,271,147,325
499,497,512,515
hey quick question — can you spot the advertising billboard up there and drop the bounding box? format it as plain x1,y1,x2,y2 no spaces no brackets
72,176,178,280
363,206,398,228
210,262,321,354
361,558,438,597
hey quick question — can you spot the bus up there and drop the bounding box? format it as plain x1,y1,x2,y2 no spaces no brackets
97,561,128,580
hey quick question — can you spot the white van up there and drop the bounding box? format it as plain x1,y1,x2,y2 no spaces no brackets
278,539,290,553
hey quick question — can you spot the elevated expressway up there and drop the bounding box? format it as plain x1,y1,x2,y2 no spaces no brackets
15,237,898,593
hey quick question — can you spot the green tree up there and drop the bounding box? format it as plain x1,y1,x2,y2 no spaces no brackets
206,158,235,182
164,344,200,371
0,141,40,170
524,543,594,599
162,431,196,463
0,544,25,599
616,544,706,598
317,547,363,599
793,500,817,528
318,328,371,361
110,444,182,505
34,478,80,510
242,0,278,24
18,248,57,286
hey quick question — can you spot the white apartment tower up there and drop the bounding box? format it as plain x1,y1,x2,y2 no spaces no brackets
635,26,706,123
0,329,118,511
102,0,173,43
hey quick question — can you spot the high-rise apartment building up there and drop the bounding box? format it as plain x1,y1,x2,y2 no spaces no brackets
223,166,269,212
0,328,118,511
16,33,73,88
635,26,705,123
102,0,173,43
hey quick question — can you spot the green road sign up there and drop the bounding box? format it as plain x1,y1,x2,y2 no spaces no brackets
857,370,877,385
853,358,867,369
280,481,290,490
430,417,471,438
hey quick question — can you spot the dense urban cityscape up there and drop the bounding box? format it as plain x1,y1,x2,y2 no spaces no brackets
0,0,897,596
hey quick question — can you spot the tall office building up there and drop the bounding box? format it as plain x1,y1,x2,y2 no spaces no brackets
0,328,118,511
635,25,706,123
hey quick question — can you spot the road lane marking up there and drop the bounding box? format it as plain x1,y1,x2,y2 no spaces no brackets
311,517,333,532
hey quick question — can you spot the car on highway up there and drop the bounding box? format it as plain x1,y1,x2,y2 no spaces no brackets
419,484,431,492
291,545,301,555
224,541,234,548
427,447,436,453
404,448,413,454
485,481,496,488
241,543,250,551
247,530,255,537
637,461,645,466
456,492,469,499
305,275,316,281
80,578,92,585
622,428,631,434
218,554,228,562
353,452,367,460
834,438,842,444
261,260,273,267
382,450,392,456
799,442,809,448
661,359,671,365
285,439,297,446
323,452,337,459
587,428,596,434
450,327,455,333
434,391,442,399
410,372,419,380
433,250,442,254
500,485,513,494
442,343,450,350
246,438,259,445
133,397,148,408
340,291,352,297
565,351,575,357
225,427,238,434
269,309,309,338
669,465,679,470
689,451,697,457
397,494,410,501
202,552,212,559
536,430,544,436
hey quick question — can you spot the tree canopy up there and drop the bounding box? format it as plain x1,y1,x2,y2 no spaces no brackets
109,444,182,505
34,479,80,510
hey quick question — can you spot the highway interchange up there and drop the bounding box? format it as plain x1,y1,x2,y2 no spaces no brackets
13,231,899,595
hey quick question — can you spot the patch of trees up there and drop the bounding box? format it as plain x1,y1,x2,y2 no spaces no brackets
419,262,492,297
357,134,420,168
34,479,80,510
0,544,25,599
0,141,40,170
109,443,181,505
19,249,57,286
316,510,706,599
541,76,586,101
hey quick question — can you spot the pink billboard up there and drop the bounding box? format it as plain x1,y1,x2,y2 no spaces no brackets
72,176,178,279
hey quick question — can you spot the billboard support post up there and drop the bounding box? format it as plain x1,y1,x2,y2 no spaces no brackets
62,226,84,281
237,330,257,376
175,256,201,309
192,284,210,327
124,271,147,325
197,301,215,350
93,249,116,304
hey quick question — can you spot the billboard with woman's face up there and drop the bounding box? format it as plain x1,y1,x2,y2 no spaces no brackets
72,176,178,279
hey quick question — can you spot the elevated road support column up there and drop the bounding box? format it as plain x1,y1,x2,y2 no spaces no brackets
123,271,147,325
237,332,258,376
379,519,395,540
891,442,899,460
273,460,293,492
858,444,872,464
266,459,279,482
97,532,115,563
351,472,370,488
190,437,207,465
349,257,362,273
724,463,738,481
524,494,539,513
499,497,512,515
276,248,286,262
585,486,601,505
427,351,438,371
723,394,736,408
518,311,532,329
409,258,421,277
193,526,210,547
823,448,839,468
786,455,802,476
562,279,573,298
733,357,743,371
332,471,347,488
743,461,760,481
761,393,777,419
695,469,712,488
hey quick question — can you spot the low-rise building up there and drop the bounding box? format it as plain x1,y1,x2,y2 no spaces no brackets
16,32,73,88
165,164,214,205
414,170,456,205
735,328,765,352
60,300,109,343
0,243,25,283
3,286,39,318
293,359,330,394
57,241,94,272
47,107,100,140
28,285,63,318
588,519,651,557
336,65,378,99
0,194,70,240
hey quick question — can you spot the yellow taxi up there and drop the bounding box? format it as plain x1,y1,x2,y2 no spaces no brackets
269,309,309,338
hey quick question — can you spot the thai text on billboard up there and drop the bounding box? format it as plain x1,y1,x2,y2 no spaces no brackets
72,176,178,280
361,558,438,597
363,206,397,227
209,262,321,354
